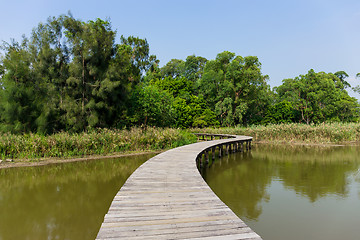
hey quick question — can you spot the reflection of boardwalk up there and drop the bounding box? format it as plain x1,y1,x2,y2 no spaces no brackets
96,135,262,240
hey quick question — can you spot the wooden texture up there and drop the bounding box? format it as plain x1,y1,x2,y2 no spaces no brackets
96,135,262,240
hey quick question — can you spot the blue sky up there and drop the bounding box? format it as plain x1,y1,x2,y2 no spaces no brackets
1,0,360,98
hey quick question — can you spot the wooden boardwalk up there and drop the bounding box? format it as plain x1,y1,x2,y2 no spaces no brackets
96,135,262,240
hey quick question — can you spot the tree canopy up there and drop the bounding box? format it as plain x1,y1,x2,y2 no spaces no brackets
275,70,359,123
0,14,359,134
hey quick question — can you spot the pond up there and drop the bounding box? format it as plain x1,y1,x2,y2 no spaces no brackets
0,153,155,240
1,145,359,240
201,144,360,240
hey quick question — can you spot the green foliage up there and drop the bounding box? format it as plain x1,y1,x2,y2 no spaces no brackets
0,127,197,160
334,70,350,89
0,39,40,133
172,95,219,128
353,85,360,95
0,14,156,133
120,35,157,76
160,59,185,78
276,70,360,124
184,55,207,82
192,109,219,128
262,101,297,124
191,122,360,144
198,52,271,126
0,13,359,136
151,76,193,98
128,84,175,127
64,17,118,130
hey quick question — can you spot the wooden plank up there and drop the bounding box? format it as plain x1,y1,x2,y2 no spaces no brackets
96,135,262,240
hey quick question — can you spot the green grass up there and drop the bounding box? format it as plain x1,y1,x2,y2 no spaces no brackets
191,122,360,144
1,123,359,161
0,127,197,160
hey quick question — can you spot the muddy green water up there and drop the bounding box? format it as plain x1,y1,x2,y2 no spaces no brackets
1,146,359,240
201,144,360,240
0,154,155,240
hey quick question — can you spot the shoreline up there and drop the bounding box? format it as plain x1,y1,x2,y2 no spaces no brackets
0,150,161,169
1,140,359,169
255,140,359,147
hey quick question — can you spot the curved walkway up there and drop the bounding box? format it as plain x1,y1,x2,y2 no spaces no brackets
96,135,262,240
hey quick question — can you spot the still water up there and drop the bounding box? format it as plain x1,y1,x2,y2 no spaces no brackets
201,144,360,240
1,146,359,240
0,154,154,240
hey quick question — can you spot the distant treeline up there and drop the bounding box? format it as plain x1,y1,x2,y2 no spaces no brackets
0,14,359,134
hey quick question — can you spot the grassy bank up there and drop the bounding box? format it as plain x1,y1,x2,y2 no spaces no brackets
0,127,196,160
192,123,360,144
1,123,359,161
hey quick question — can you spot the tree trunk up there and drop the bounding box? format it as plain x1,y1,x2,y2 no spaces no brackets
82,56,85,114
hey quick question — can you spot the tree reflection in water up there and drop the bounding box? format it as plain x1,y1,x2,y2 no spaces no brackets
202,144,360,221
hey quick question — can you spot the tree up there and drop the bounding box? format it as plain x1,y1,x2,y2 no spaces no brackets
62,17,156,131
128,84,174,127
150,76,193,98
147,70,218,128
198,51,271,126
160,59,185,78
0,14,156,133
29,15,69,133
119,35,157,81
63,17,118,130
0,38,40,133
334,71,350,89
172,95,219,128
276,70,359,123
262,101,297,124
184,55,207,82
197,59,225,108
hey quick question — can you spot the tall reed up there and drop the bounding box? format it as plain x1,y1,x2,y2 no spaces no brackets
191,123,360,144
1,123,359,160
0,127,196,160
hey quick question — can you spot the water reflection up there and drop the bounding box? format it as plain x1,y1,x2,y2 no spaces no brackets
202,144,360,240
256,144,359,202
0,154,154,240
202,151,272,221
